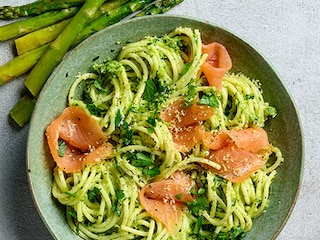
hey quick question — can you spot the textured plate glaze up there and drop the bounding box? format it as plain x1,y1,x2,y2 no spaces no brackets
27,15,304,240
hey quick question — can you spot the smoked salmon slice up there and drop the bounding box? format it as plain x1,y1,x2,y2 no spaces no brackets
171,123,204,153
201,42,232,90
206,144,267,183
160,100,215,128
202,127,269,183
45,106,113,173
160,100,214,152
203,127,269,152
139,172,194,236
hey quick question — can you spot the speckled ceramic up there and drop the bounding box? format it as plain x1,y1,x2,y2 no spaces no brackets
27,15,304,240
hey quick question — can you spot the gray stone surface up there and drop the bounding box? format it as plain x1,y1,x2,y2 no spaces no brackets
0,0,319,239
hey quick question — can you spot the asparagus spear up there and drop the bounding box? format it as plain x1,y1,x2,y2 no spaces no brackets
0,7,79,41
1,0,143,86
14,0,130,55
0,44,49,85
136,0,184,16
99,0,131,13
10,94,36,127
24,0,106,97
15,19,70,55
0,0,84,19
72,0,155,47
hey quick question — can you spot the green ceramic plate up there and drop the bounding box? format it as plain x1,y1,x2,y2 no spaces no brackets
27,15,304,240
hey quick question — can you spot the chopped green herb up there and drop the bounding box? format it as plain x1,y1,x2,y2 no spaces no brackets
116,190,125,200
88,187,101,203
123,130,133,145
142,166,160,177
175,194,182,200
147,116,156,127
232,198,237,207
195,216,203,237
65,191,76,198
187,197,209,215
57,139,67,157
143,78,170,111
87,103,105,116
181,63,191,75
112,204,121,216
245,94,254,100
93,59,122,75
122,120,129,130
121,120,133,146
129,106,139,113
112,190,125,216
115,109,122,126
67,210,77,220
264,106,277,118
143,79,157,102
197,188,206,195
131,152,154,167
198,92,219,108
147,116,157,133
93,78,107,92
190,187,206,196
184,84,197,107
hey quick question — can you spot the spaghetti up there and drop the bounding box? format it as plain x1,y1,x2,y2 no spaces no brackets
50,27,283,239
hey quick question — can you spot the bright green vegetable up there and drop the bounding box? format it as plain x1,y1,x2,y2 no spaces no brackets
9,94,36,127
135,0,184,16
14,0,131,55
0,7,79,41
24,0,106,97
0,0,84,19
72,0,155,47
0,44,49,85
14,19,71,55
58,139,67,157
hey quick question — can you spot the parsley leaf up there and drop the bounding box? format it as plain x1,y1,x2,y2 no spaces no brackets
116,190,125,200
58,139,67,157
115,109,122,126
129,106,139,113
143,79,157,102
187,197,209,215
142,166,160,177
184,85,197,107
123,128,133,146
195,216,203,237
198,92,219,108
143,78,170,111
93,79,107,92
118,119,133,146
67,210,77,219
147,116,156,127
131,152,154,167
87,103,105,116
112,190,125,216
175,194,182,200
128,152,160,177
87,187,101,203
181,63,191,75
147,116,157,133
